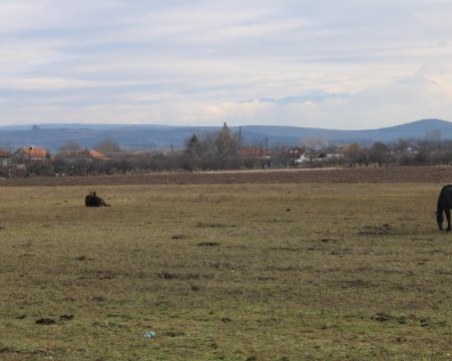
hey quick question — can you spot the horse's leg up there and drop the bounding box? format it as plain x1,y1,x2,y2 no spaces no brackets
446,208,451,231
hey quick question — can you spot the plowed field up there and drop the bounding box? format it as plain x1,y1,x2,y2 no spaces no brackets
2,166,452,186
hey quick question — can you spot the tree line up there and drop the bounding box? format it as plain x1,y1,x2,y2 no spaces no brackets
4,123,452,177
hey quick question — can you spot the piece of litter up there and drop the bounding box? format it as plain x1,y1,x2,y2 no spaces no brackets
144,331,156,338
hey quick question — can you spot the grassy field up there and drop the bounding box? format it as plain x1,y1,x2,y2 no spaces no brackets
0,181,451,360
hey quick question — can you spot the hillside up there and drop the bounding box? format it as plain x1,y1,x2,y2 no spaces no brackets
0,118,450,152
241,119,452,145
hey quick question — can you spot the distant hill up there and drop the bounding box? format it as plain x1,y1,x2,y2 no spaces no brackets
0,118,451,152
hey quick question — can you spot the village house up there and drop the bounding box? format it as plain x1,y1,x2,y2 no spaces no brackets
239,147,272,167
284,147,313,166
292,151,314,166
239,147,271,159
405,143,420,155
285,147,305,158
4,146,51,176
57,148,109,162
318,152,343,162
11,146,50,162
0,149,11,170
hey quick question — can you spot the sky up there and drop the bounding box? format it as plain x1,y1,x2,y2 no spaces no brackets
1,0,452,130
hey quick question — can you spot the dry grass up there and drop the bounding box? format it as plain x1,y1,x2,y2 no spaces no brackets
0,182,451,360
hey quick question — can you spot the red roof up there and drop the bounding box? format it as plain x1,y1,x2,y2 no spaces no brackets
60,148,108,160
21,146,48,158
239,147,271,157
0,149,10,157
77,149,108,160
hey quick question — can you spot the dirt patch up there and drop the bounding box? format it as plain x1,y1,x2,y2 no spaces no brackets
197,241,220,247
171,234,189,240
0,346,47,357
35,318,56,325
339,279,376,288
358,223,392,236
157,272,212,280
196,222,235,228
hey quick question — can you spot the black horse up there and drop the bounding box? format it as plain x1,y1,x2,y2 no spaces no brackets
85,191,110,207
436,184,452,231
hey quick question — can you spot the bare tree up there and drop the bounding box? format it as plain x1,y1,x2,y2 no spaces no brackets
59,140,82,155
182,123,239,170
368,141,390,166
341,143,368,167
94,138,122,154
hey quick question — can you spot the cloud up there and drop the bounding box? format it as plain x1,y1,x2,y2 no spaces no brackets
2,1,452,128
243,91,353,106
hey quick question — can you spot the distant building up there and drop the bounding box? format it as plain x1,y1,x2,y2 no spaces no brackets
239,147,272,168
284,147,310,166
239,147,271,159
291,151,314,166
285,147,305,157
405,144,420,155
0,149,11,167
57,148,109,161
12,146,50,162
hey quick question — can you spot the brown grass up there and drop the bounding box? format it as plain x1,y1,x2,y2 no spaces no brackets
0,169,450,360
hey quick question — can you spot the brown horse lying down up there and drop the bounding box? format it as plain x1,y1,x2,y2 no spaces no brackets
85,191,110,207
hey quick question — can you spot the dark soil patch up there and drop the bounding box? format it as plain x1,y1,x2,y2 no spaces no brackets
35,318,56,325
157,272,212,280
257,276,277,281
171,234,188,240
268,246,300,252
339,279,375,289
358,223,391,236
164,330,185,337
60,314,74,321
371,312,391,322
80,270,119,280
210,262,236,270
196,222,235,228
0,346,46,356
197,241,220,247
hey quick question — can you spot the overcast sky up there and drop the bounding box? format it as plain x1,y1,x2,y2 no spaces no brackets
1,0,452,129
